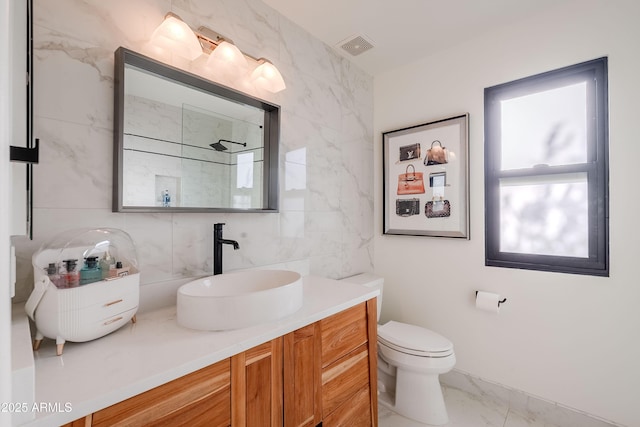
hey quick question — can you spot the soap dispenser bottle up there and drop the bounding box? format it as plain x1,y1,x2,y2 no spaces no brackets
162,189,171,207
62,259,80,288
80,256,102,285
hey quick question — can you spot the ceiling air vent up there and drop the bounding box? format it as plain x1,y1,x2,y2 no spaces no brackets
338,35,374,57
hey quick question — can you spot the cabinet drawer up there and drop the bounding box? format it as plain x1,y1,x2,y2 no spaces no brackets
320,303,368,367
78,289,138,323
322,383,372,427
92,359,231,427
321,344,370,417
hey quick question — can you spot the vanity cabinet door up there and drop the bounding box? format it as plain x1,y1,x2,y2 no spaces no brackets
232,337,283,427
284,323,322,427
91,358,231,427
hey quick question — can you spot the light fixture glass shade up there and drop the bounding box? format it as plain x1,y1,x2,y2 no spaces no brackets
250,60,286,93
150,13,201,61
207,41,248,74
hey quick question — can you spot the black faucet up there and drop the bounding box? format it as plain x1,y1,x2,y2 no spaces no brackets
213,223,240,275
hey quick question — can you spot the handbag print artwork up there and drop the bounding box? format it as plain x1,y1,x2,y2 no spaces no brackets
399,143,421,162
424,140,448,166
425,197,451,218
397,164,425,195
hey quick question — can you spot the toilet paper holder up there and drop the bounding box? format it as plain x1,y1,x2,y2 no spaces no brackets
475,291,507,306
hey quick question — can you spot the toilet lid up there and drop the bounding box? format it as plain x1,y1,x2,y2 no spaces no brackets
378,321,453,357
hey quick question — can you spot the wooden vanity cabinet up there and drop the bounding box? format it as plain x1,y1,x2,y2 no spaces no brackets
62,298,377,427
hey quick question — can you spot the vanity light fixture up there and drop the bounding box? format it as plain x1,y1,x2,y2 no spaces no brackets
196,27,249,74
149,12,202,61
209,40,248,72
150,13,286,93
250,59,286,93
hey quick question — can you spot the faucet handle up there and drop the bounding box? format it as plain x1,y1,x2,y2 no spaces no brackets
214,223,226,230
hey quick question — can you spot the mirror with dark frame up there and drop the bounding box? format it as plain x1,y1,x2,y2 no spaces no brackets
113,47,279,212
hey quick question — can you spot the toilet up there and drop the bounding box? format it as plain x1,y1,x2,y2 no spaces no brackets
340,273,455,426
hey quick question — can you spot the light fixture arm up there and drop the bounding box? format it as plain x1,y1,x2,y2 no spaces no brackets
195,26,230,54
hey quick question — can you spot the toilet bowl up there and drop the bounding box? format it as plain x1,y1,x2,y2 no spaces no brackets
340,273,455,426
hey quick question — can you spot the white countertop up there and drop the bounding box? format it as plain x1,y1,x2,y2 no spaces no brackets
18,275,378,426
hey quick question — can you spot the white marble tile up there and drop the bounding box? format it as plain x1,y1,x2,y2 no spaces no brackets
14,0,375,305
341,109,374,144
437,371,617,427
339,57,374,112
309,254,343,280
34,0,167,49
379,405,427,427
441,370,511,408
339,231,374,279
33,118,113,210
443,386,509,426
32,31,114,129
504,409,548,427
121,212,175,284
378,386,504,427
508,389,617,427
380,380,619,427
278,15,343,87
281,73,344,132
379,385,509,427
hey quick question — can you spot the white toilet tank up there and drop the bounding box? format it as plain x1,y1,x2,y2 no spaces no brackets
339,273,384,321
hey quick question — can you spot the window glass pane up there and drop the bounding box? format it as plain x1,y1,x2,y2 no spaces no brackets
499,173,588,257
236,152,254,189
501,82,587,170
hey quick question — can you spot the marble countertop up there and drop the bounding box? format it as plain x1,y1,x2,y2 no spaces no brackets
18,275,378,426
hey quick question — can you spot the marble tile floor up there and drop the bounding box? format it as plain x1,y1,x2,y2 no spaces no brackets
379,385,571,427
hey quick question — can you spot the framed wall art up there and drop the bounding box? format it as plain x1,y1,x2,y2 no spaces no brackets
383,113,469,238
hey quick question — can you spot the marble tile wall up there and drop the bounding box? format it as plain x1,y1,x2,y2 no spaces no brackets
12,0,374,301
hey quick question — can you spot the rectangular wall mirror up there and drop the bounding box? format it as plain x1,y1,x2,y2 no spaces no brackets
113,47,280,212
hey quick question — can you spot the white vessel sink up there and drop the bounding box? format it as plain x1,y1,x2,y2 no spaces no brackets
177,270,303,331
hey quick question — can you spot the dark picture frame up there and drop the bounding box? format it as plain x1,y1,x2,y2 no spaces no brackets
383,114,469,238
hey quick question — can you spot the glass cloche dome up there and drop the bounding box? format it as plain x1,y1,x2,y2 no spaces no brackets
32,227,139,288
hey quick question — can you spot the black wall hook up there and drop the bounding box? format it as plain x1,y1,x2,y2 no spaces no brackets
10,138,39,164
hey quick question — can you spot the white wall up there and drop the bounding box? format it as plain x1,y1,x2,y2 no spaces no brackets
13,0,374,301
374,1,640,425
0,0,13,423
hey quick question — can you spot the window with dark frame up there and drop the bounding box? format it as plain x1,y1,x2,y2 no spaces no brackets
484,58,609,276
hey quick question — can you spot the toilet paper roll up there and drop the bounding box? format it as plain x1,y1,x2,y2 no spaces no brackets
475,291,501,314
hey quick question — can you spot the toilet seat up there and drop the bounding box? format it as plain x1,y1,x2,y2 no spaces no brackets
378,321,453,358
